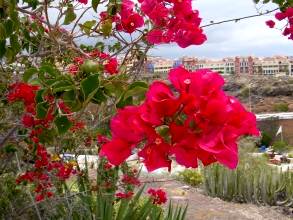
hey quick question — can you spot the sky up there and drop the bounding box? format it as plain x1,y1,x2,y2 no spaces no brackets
150,0,293,59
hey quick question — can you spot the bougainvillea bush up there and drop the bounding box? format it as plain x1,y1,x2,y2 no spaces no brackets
0,0,291,218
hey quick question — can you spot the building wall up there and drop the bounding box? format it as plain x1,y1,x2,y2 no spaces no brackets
258,119,293,146
235,56,254,75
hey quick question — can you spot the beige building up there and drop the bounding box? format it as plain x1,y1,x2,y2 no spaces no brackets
253,56,289,76
179,56,235,75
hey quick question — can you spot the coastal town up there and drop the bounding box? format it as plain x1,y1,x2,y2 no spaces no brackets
123,56,293,79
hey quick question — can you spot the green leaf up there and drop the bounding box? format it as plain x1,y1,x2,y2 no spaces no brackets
52,80,75,93
5,47,14,63
35,89,45,103
92,0,100,12
0,40,6,58
91,88,107,104
36,102,49,119
38,128,56,144
107,4,118,16
23,67,38,82
124,86,147,100
81,74,100,100
0,23,6,40
63,5,76,25
63,90,83,112
3,144,17,153
80,20,96,35
5,19,14,36
100,19,112,36
55,116,72,134
39,64,60,78
116,95,133,108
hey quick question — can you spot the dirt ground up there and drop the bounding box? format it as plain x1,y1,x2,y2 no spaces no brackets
145,179,291,220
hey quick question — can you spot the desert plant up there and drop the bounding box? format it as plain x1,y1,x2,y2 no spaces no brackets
239,87,250,98
203,150,293,207
273,140,289,153
177,169,203,187
273,103,289,112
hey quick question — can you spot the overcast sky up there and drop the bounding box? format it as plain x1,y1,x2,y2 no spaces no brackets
150,0,293,59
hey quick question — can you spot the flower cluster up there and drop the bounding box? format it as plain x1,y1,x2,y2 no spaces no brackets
98,0,206,48
8,83,76,201
8,83,55,130
115,191,134,199
266,7,293,40
142,0,207,47
100,67,259,171
16,144,75,201
68,49,118,75
147,188,167,205
121,174,140,186
117,0,144,33
7,82,39,114
99,0,144,34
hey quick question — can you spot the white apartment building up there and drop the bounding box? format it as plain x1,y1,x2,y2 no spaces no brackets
253,56,289,76
146,57,174,76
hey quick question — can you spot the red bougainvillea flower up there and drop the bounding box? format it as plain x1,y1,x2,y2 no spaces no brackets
120,13,144,33
22,114,35,128
120,0,134,17
266,20,275,28
35,194,45,202
115,0,144,33
267,8,293,40
141,0,207,47
174,26,207,48
110,106,154,144
100,66,259,170
100,138,132,165
68,64,79,75
103,162,113,170
147,188,167,205
104,58,118,74
275,11,287,21
73,57,84,65
116,191,134,199
77,0,88,4
138,137,171,171
121,174,141,186
7,82,39,106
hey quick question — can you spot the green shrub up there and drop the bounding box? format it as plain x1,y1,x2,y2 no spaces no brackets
260,131,273,147
273,140,289,153
273,103,289,112
0,173,32,219
177,169,203,187
239,87,249,98
202,150,293,207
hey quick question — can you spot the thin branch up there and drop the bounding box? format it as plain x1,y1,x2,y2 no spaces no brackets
71,6,92,35
0,126,18,149
201,8,279,28
44,0,52,32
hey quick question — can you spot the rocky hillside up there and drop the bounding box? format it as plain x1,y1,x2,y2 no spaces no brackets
223,75,293,113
